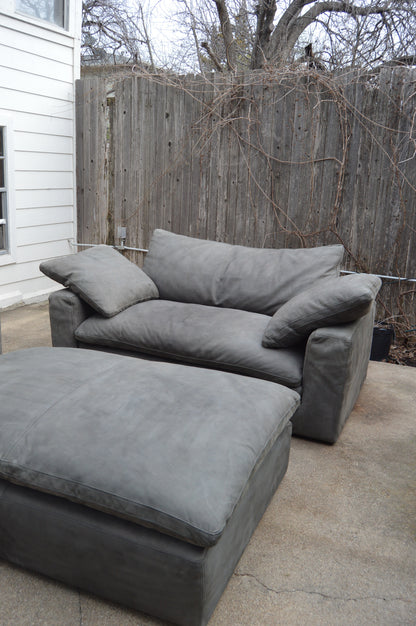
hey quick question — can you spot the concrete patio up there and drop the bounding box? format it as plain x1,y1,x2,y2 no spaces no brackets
0,302,415,626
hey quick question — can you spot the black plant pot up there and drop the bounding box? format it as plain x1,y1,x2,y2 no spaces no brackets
370,324,395,361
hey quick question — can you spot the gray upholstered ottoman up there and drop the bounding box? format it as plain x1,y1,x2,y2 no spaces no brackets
0,348,299,625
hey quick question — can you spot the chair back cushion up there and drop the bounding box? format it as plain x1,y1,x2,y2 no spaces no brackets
143,229,344,315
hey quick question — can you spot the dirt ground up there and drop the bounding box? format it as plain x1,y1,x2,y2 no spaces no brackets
387,336,416,368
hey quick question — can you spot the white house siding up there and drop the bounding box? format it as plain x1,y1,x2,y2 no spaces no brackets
0,1,81,308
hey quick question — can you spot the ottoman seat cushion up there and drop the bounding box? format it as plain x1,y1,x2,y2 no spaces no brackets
0,348,299,548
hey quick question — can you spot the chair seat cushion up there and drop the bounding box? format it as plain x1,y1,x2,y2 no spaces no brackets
75,300,304,389
0,348,299,548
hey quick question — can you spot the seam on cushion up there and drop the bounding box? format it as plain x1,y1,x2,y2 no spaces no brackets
201,541,206,609
70,293,79,343
75,334,302,386
311,326,355,344
202,406,296,542
1,361,126,461
264,303,371,345
68,284,158,318
302,332,353,417
0,480,7,499
70,294,87,348
67,283,101,316
1,489,207,561
0,401,298,547
216,251,234,306
81,340,302,386
270,294,371,330
310,335,353,440
76,343,299,395
299,331,349,406
74,336,302,388
0,463,222,546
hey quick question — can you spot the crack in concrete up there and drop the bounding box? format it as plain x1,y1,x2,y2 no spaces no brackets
78,592,83,625
234,572,414,604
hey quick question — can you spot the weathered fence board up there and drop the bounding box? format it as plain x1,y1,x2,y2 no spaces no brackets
76,79,108,246
76,69,416,326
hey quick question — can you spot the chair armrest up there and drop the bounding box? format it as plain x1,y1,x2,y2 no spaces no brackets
48,289,94,347
291,303,375,443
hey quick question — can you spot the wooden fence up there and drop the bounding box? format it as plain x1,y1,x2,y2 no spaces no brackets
76,68,416,327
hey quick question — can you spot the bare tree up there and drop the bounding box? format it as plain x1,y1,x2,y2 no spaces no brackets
179,0,416,71
81,0,416,72
81,0,155,67
177,0,254,72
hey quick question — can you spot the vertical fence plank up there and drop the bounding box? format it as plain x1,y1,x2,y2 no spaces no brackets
75,78,86,245
76,69,416,324
76,77,108,246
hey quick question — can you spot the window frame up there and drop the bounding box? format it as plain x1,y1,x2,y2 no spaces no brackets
15,0,69,31
0,127,8,253
0,120,16,267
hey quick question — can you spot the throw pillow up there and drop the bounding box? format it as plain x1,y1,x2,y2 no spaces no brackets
262,273,382,348
40,246,159,317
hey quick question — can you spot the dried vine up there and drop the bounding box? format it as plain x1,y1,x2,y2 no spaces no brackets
79,64,416,339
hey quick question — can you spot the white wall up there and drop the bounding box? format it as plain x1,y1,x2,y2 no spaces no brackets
0,0,81,308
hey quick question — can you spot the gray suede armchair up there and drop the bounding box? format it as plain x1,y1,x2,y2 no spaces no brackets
44,229,381,444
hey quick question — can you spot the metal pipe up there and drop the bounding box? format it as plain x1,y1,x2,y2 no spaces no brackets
116,244,149,252
341,270,416,284
68,241,415,283
68,240,149,253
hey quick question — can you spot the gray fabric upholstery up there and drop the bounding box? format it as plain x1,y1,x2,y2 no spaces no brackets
44,231,379,444
0,424,291,626
0,348,299,547
41,246,159,317
75,300,304,389
291,305,375,443
49,288,93,347
48,288,376,443
263,273,382,348
143,229,344,315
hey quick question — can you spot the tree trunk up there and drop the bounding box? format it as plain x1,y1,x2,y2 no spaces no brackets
250,0,277,69
213,0,237,70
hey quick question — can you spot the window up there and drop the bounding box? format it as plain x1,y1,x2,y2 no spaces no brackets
0,128,8,254
15,0,67,29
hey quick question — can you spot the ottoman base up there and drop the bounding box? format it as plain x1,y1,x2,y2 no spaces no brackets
0,424,291,626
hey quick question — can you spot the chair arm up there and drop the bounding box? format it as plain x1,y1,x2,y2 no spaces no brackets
291,303,375,443
48,289,94,347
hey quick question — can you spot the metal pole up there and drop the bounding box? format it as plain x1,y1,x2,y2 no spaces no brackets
68,240,149,254
68,240,416,283
340,270,416,284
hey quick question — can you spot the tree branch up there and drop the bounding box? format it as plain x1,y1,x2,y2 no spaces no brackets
180,0,205,73
212,0,236,70
138,5,154,71
305,1,390,19
201,41,224,71
268,1,392,65
263,0,317,66
278,0,317,31
373,54,416,72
